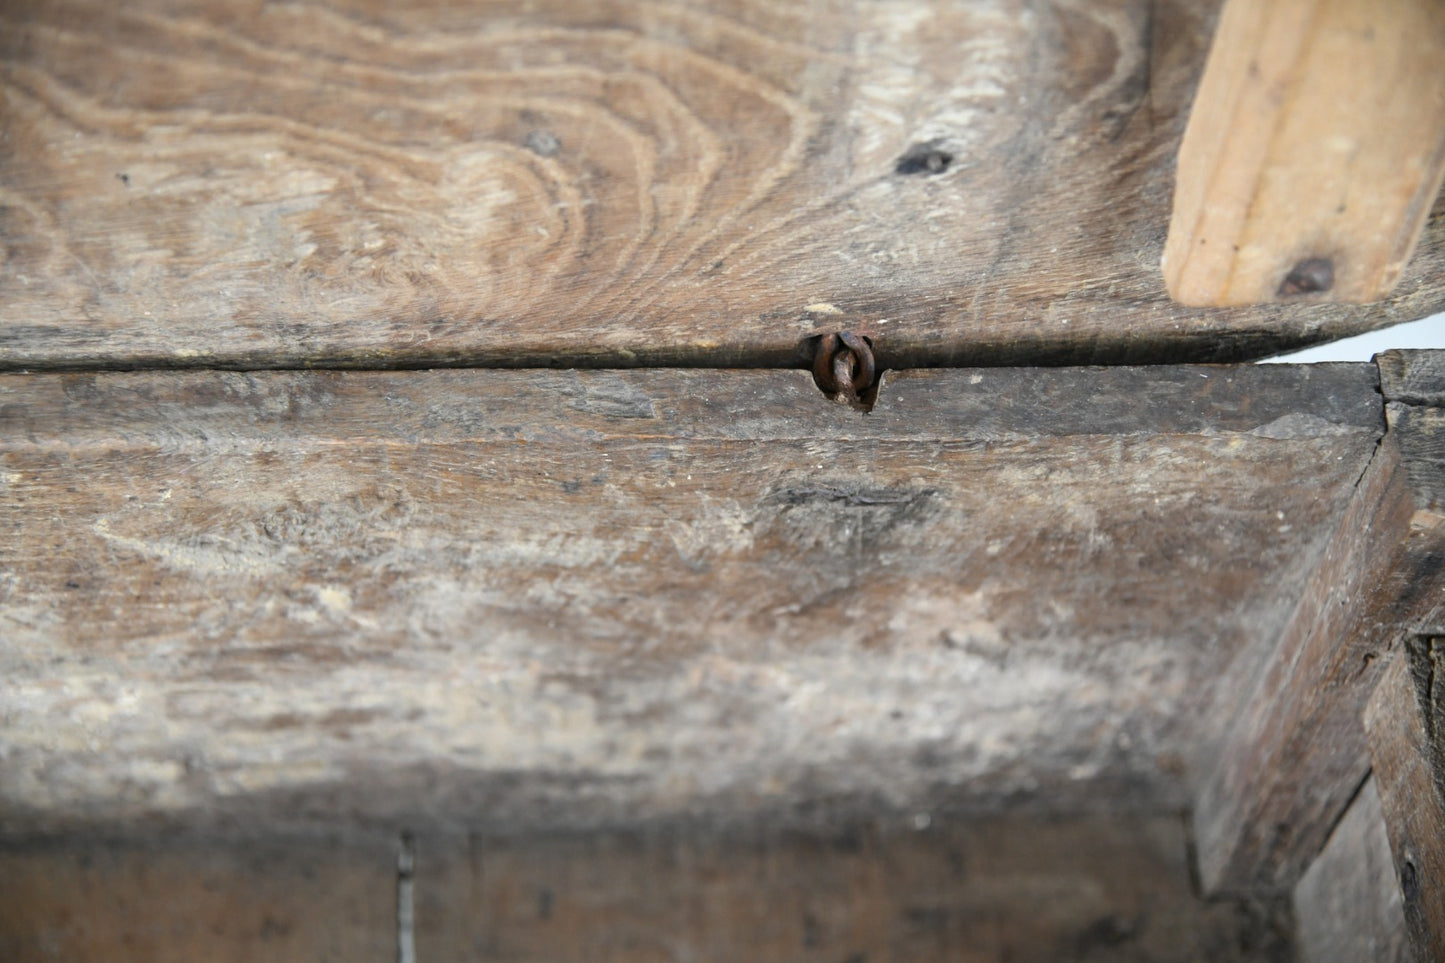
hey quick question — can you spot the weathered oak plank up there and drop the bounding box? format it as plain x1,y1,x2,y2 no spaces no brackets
0,835,397,963
1,0,1442,370
416,817,1292,962
1293,776,1413,963
1163,0,1445,306
1366,651,1445,963
0,365,1381,834
1191,351,1445,895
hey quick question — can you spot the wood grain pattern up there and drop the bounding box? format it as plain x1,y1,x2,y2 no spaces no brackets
0,835,397,963
1163,0,1445,306
416,817,1293,963
1366,653,1445,963
1293,777,1413,963
1,0,1442,371
0,364,1381,834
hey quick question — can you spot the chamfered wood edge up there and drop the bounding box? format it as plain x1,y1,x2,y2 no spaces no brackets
3,308,1442,373
0,362,1383,448
1365,649,1445,962
1189,351,1445,896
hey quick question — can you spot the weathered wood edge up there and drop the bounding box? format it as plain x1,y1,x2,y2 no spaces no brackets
0,362,1381,448
1,315,1439,374
1191,351,1445,896
1366,651,1445,962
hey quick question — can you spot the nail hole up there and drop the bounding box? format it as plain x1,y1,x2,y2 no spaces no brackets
1401,858,1420,903
896,142,953,176
524,129,561,157
1279,258,1334,296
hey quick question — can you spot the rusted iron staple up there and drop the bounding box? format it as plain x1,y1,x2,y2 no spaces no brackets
811,332,875,405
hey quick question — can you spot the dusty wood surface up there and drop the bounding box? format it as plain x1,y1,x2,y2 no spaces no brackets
0,364,1381,834
0,835,397,963
1366,652,1445,963
416,816,1292,963
2,0,1443,372
1191,419,1445,895
1293,776,1413,963
1163,0,1445,306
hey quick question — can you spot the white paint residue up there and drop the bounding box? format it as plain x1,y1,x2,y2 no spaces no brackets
92,518,290,578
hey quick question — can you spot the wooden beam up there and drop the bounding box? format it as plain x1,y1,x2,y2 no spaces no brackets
1191,351,1445,895
0,364,1381,835
1365,649,1445,962
1292,776,1413,963
1163,0,1445,306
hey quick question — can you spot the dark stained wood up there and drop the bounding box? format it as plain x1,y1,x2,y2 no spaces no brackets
1381,350,1445,515
1292,777,1413,963
1190,435,1445,894
416,817,1293,963
0,364,1381,834
1366,652,1445,962
1,0,1443,371
1380,349,1445,408
1163,0,1445,306
0,835,397,963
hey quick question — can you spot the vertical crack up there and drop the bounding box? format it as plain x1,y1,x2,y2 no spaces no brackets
398,832,416,963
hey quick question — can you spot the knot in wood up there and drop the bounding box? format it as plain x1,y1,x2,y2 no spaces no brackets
812,332,875,406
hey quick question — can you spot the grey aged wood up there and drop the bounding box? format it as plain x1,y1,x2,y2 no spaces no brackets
0,363,1382,834
1366,650,1445,961
2,0,1443,372
1293,777,1413,963
416,817,1292,962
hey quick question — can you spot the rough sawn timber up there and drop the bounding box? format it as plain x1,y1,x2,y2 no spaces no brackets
2,0,1443,371
0,363,1382,834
